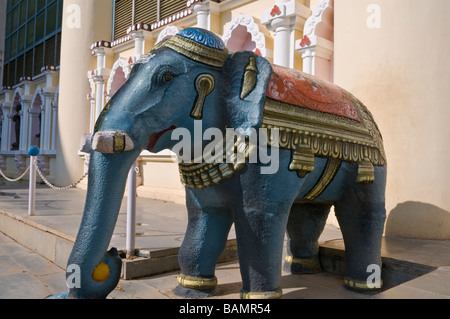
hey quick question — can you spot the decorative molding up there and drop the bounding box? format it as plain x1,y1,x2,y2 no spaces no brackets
297,0,334,51
106,58,131,98
156,26,179,45
261,0,311,31
296,0,334,80
12,87,24,104
222,14,267,57
37,154,50,176
14,154,26,173
30,90,44,109
303,0,333,40
87,74,96,101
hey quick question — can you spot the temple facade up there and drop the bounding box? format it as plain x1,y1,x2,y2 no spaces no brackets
0,0,449,239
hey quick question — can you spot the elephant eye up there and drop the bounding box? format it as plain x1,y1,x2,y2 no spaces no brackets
162,72,174,83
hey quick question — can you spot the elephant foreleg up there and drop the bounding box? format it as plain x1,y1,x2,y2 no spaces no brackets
175,189,233,297
284,203,332,274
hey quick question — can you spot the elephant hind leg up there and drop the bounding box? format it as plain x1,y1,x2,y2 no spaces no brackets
334,166,387,292
284,203,332,274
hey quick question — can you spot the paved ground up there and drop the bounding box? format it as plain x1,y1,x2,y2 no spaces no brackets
1,227,368,300
1,182,450,301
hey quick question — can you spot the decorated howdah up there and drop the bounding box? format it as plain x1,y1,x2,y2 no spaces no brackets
51,28,386,299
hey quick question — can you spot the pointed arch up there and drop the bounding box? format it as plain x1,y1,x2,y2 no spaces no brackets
155,26,179,45
296,0,334,82
106,58,130,99
222,14,267,57
9,90,23,151
29,90,44,148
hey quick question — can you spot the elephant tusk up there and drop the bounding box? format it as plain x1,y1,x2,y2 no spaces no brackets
92,131,135,154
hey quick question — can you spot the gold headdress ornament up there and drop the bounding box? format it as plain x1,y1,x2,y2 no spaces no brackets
152,28,230,67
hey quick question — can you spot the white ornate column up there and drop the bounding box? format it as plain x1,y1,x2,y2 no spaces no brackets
41,92,55,151
28,108,41,148
1,88,13,151
50,101,58,151
41,67,58,152
189,0,220,31
295,0,334,81
128,23,153,61
90,42,112,121
19,87,32,153
262,0,310,68
193,1,210,30
0,105,9,151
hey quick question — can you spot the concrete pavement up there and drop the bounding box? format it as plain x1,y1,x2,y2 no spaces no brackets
1,182,450,299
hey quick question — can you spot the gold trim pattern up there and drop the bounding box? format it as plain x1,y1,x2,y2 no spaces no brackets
191,73,215,119
289,145,315,177
344,277,383,290
285,255,321,272
240,288,283,299
262,96,386,183
113,131,125,153
177,274,218,290
240,56,257,99
178,137,256,189
303,158,341,200
153,34,230,68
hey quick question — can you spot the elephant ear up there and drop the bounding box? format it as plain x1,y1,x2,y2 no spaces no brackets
223,51,273,136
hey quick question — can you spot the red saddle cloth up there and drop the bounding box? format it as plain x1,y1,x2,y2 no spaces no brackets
266,64,360,122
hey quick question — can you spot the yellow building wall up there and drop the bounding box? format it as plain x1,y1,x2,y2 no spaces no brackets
334,0,450,239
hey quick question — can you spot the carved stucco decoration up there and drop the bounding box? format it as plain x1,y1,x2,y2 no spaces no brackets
106,58,131,101
303,0,334,41
222,14,267,57
155,26,179,45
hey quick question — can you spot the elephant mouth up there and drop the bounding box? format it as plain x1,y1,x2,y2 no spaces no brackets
147,126,176,151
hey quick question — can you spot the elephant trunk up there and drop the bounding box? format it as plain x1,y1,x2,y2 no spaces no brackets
66,147,140,299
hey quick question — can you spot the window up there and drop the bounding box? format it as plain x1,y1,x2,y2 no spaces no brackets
113,0,133,40
2,0,63,87
113,0,188,41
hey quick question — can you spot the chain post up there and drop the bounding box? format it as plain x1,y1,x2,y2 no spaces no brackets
126,161,137,258
28,147,40,216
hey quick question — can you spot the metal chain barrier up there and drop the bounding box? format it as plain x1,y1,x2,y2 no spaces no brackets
0,165,31,182
33,161,88,190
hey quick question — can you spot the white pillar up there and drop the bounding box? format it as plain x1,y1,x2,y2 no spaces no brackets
19,101,29,152
28,154,37,216
272,19,291,67
133,32,145,59
262,0,310,68
193,2,210,30
0,107,9,151
94,76,105,120
301,48,314,74
296,0,334,81
50,102,58,151
56,0,113,186
88,96,96,134
42,93,55,151
296,35,334,80
129,26,153,60
91,48,112,121
126,162,137,258
28,108,41,148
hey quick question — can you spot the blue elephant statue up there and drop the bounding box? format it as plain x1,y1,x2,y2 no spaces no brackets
61,28,386,299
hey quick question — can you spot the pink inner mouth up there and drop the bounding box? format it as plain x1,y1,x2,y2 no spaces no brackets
147,126,176,151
